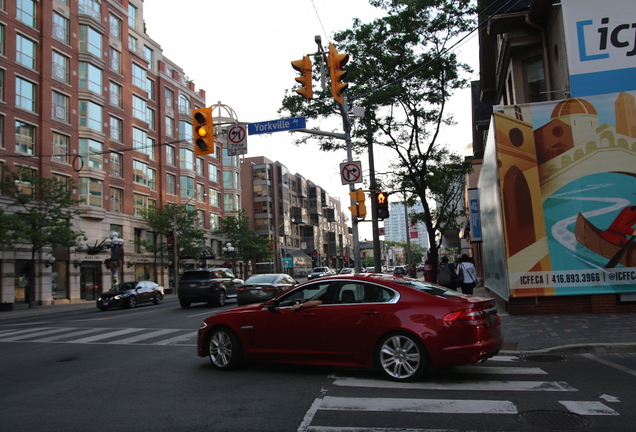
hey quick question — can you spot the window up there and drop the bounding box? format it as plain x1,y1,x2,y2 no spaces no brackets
165,116,174,137
79,100,102,132
178,95,189,114
144,46,153,66
166,146,175,166
110,152,123,177
179,148,194,170
52,132,69,163
16,77,36,112
52,91,69,122
109,13,122,40
79,25,102,58
15,120,35,154
223,148,236,166
165,87,174,108
147,108,155,130
210,213,220,231
132,63,146,90
179,120,192,142
109,116,123,142
79,62,102,95
16,0,36,27
196,210,205,228
147,78,154,100
180,176,194,198
110,187,123,213
133,160,148,185
16,34,36,69
208,163,218,182
78,0,101,20
133,193,148,216
146,137,155,159
1,24,4,56
223,171,233,188
224,193,235,212
196,158,204,176
52,51,69,83
109,81,122,108
15,166,35,195
128,4,137,29
132,95,147,121
148,168,156,190
524,57,547,103
78,138,103,169
166,173,176,195
109,47,121,73
53,12,69,44
79,177,103,207
132,127,148,153
128,35,138,53
209,188,219,207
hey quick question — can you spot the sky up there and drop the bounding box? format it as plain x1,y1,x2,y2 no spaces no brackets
143,0,479,240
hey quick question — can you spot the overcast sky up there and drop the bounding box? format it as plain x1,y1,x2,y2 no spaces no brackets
143,0,478,240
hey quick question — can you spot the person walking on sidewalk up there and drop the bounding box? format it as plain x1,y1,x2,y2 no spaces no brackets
456,254,478,295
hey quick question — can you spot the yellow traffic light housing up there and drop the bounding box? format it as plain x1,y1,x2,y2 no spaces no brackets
328,43,349,105
291,56,313,100
375,191,390,219
348,189,366,219
192,107,214,156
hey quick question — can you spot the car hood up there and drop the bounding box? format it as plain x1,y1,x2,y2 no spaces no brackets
100,290,130,298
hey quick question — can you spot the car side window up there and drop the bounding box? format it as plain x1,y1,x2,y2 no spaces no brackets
335,283,363,304
362,283,395,303
278,282,330,307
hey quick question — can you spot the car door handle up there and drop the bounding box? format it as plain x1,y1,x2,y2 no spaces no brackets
364,310,379,316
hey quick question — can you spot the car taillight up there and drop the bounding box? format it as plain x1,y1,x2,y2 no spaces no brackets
444,303,497,321
237,287,246,291
262,286,278,292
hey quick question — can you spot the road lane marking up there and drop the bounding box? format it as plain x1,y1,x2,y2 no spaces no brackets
332,377,576,391
559,401,619,415
319,396,517,414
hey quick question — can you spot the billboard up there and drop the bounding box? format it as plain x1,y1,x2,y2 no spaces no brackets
487,91,636,298
562,0,636,96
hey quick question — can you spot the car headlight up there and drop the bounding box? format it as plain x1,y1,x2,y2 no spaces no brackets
97,297,102,302
114,295,122,300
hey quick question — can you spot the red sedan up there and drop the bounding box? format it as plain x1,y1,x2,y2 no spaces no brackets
197,274,502,381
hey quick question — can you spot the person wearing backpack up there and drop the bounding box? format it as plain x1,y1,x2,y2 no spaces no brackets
437,256,456,289
456,254,478,295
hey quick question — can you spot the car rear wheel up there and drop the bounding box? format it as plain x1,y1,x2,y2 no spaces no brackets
179,298,191,308
153,293,163,305
208,327,243,370
127,296,137,309
213,290,226,307
376,332,429,382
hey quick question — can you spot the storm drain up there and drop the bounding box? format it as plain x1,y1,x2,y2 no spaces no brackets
518,410,590,430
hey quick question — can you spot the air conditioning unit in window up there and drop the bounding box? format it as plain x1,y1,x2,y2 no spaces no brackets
54,106,66,121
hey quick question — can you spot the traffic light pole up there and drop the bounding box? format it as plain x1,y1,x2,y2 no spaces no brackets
365,113,382,273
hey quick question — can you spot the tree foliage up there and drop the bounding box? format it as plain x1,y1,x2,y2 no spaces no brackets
215,210,273,264
280,0,476,280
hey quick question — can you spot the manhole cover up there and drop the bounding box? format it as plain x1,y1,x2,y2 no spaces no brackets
518,410,590,430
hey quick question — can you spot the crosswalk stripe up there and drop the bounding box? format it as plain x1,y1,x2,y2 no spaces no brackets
72,328,145,343
332,377,576,391
454,365,547,375
559,401,619,416
0,327,69,341
319,396,518,414
107,328,182,344
32,328,104,342
152,331,198,345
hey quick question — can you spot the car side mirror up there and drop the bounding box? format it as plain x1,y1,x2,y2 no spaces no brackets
267,299,279,311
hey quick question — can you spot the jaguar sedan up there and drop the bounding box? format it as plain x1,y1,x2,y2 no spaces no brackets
236,273,298,305
97,281,164,311
197,274,502,382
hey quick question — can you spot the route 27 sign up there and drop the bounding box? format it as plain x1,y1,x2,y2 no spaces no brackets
340,161,363,185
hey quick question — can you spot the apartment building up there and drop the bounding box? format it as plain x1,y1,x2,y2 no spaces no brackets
240,156,353,278
0,0,231,307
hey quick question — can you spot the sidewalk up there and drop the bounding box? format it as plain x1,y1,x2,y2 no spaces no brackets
3,289,636,356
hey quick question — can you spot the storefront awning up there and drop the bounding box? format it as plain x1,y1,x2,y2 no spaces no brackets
282,247,311,259
179,246,216,260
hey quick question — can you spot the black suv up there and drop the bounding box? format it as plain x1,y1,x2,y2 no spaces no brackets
178,268,243,308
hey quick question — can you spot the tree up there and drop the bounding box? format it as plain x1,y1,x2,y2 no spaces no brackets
280,0,475,282
215,210,273,266
1,168,86,307
138,204,206,281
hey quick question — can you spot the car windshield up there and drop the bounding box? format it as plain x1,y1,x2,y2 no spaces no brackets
245,275,278,284
112,282,136,291
394,279,464,297
312,268,327,273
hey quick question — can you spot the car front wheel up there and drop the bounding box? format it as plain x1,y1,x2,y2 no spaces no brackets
376,332,429,382
153,293,163,305
208,327,243,370
127,296,137,309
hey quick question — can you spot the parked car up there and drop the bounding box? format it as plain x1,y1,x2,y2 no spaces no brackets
338,268,355,275
393,266,407,275
197,274,502,382
178,268,243,308
237,273,297,305
307,267,335,280
97,281,164,311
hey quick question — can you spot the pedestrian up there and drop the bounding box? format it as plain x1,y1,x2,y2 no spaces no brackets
456,254,478,295
437,256,457,289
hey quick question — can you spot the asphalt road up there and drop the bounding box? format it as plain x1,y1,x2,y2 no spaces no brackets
1,296,636,432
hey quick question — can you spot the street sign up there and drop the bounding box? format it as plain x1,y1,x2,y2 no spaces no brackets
227,124,247,156
340,161,363,185
248,117,306,135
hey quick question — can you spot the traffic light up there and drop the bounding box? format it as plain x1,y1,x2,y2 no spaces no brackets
291,56,313,100
348,189,367,219
192,107,214,156
328,43,349,104
375,191,390,219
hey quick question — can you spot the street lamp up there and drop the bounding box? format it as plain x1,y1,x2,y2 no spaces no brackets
222,242,235,268
104,232,124,287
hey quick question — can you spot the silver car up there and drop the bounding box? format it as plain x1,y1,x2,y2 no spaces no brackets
236,274,297,305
